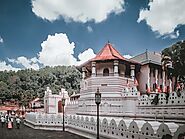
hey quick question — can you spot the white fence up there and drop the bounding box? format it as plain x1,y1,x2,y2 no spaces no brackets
25,113,185,139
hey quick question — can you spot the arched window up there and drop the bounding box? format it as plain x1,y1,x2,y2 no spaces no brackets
103,68,109,76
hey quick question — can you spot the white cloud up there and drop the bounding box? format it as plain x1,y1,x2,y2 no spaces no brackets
168,31,179,39
32,0,125,23
0,36,3,43
0,61,20,71
87,26,93,33
77,48,96,65
137,0,185,38
38,33,77,66
8,56,40,70
123,54,132,59
38,33,96,66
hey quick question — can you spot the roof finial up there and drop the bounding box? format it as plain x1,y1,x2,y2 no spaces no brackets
146,49,148,60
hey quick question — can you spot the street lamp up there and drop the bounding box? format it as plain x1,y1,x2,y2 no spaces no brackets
62,96,66,131
95,88,101,139
33,102,35,113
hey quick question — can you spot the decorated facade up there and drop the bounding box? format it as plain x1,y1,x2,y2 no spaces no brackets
44,87,70,114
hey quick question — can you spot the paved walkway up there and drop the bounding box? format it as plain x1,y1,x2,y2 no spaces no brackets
0,121,87,139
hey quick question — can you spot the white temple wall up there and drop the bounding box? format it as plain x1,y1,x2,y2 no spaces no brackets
138,65,149,93
25,113,185,139
122,97,138,116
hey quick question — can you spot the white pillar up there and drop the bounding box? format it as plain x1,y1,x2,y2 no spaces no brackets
169,79,172,93
162,70,166,92
92,62,96,77
155,69,158,92
114,60,119,76
82,67,86,79
130,65,135,79
147,68,150,92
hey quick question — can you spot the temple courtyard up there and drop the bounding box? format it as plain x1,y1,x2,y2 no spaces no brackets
0,122,87,139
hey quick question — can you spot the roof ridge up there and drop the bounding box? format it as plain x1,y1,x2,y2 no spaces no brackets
111,44,124,59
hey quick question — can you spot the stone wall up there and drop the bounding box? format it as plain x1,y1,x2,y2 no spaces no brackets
25,113,185,139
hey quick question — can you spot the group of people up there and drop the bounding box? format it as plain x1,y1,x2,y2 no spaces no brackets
1,113,21,129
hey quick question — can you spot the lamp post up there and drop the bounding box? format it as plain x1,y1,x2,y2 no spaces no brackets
95,88,101,139
62,96,66,131
33,102,35,113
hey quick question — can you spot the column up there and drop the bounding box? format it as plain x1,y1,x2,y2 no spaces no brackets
147,68,150,92
169,79,172,93
114,60,119,76
92,61,96,77
162,70,166,92
130,65,135,79
155,69,158,92
82,67,86,79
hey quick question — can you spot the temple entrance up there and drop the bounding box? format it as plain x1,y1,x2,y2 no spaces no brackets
103,68,109,76
58,101,63,113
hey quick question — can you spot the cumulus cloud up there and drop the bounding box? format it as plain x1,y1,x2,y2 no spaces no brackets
38,33,77,66
123,54,132,59
0,36,3,43
0,61,20,71
87,26,93,33
77,48,96,65
8,56,40,70
137,0,185,38
32,0,125,23
38,33,95,66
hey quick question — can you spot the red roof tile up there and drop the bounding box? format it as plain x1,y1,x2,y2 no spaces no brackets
92,43,125,61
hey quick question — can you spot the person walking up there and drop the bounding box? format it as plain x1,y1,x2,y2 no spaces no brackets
7,117,12,129
1,116,5,128
10,116,14,128
16,117,21,129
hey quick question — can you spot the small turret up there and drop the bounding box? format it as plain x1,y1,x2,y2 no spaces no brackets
45,87,52,95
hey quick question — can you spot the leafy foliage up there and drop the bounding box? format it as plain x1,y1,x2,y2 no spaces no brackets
0,66,82,105
162,40,185,83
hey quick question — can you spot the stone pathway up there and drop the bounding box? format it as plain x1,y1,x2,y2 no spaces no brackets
0,121,87,139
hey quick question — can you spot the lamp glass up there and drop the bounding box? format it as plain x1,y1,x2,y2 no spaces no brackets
95,93,101,104
62,98,65,106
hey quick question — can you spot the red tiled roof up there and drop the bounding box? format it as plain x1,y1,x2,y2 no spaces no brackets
0,106,19,111
91,43,125,61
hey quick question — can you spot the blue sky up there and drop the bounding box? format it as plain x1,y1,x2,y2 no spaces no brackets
0,0,185,70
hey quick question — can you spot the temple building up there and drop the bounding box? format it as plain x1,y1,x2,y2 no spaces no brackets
131,50,174,93
43,42,184,122
76,42,141,116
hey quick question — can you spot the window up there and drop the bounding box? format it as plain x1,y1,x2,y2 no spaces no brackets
103,68,109,76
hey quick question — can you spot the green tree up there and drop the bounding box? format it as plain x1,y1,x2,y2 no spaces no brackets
162,40,185,83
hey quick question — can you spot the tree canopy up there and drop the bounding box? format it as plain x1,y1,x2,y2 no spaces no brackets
162,40,185,83
0,66,82,105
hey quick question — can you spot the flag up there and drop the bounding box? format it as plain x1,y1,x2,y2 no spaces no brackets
146,84,150,93
176,83,181,90
155,83,158,92
134,78,138,86
147,87,150,93
164,86,167,93
157,86,161,93
126,79,130,87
